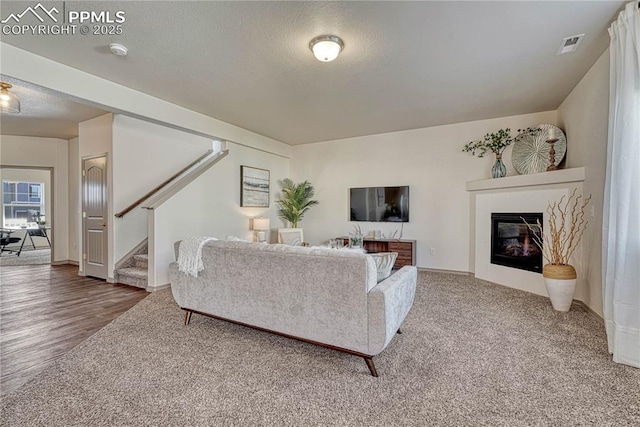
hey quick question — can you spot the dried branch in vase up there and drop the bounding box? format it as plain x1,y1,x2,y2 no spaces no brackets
522,189,591,266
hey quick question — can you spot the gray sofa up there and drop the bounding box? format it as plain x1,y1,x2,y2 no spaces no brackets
169,240,417,376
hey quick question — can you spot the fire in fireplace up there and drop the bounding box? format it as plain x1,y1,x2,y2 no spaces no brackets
491,213,543,273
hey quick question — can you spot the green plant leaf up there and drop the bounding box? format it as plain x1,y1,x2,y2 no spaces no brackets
276,179,319,228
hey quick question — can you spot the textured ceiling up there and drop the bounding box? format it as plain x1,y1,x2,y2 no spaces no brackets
0,1,625,145
0,79,107,139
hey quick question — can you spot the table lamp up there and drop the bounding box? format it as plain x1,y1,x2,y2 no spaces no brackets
252,217,270,242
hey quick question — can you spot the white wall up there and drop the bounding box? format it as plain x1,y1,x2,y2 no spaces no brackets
78,114,113,275
68,137,80,263
557,50,610,316
151,141,290,287
0,135,69,262
112,114,214,265
291,111,556,272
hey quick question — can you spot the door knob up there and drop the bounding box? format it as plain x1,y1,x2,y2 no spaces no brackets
100,223,106,227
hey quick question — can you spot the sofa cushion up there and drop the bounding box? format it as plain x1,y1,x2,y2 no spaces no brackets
369,252,398,282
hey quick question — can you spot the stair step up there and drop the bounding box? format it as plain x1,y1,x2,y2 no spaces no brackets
133,254,148,268
116,266,147,289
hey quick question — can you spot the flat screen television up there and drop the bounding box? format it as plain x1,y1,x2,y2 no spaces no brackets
350,186,409,222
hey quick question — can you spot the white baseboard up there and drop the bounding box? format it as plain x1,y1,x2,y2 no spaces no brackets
417,267,473,276
146,283,170,292
51,260,78,266
573,300,604,323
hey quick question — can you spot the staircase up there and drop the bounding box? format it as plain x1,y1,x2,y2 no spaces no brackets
115,252,148,289
115,148,229,290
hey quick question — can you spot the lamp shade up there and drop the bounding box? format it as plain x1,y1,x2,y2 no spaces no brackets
0,83,20,114
252,217,270,231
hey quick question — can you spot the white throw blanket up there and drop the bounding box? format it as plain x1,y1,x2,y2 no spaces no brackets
178,237,217,277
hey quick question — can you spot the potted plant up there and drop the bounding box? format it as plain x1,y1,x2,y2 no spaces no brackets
275,179,319,228
32,211,46,228
350,224,363,248
523,190,591,311
463,127,539,178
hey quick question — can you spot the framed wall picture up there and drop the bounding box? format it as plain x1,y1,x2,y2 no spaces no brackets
240,165,270,207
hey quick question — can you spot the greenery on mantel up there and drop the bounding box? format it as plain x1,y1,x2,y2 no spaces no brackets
462,127,540,157
276,179,319,228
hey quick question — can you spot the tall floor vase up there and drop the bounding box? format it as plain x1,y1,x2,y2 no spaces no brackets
492,154,507,178
543,264,577,312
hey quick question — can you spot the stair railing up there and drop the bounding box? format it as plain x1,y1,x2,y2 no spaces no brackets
141,149,229,211
115,149,215,218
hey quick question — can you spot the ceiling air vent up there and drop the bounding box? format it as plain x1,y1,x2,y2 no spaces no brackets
557,34,585,55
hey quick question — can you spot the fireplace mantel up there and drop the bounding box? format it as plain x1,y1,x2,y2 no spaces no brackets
466,167,585,192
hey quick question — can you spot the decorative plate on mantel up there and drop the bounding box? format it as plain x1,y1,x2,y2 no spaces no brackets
512,124,566,175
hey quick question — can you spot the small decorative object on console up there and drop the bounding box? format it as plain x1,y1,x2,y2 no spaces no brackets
350,225,363,248
350,233,363,248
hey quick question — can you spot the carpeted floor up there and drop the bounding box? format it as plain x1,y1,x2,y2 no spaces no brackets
1,271,638,426
0,249,51,266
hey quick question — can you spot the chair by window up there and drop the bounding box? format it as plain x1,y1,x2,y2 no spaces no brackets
0,229,22,256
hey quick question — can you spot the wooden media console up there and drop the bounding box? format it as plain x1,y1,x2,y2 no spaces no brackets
338,238,416,268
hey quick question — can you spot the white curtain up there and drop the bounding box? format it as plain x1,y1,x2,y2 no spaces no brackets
603,1,640,368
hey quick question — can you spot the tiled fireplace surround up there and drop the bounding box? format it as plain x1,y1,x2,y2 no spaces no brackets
467,168,585,297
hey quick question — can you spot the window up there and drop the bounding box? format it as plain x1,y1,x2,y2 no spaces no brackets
2,181,45,227
29,184,41,202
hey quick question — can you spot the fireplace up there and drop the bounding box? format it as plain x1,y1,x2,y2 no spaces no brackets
491,213,543,273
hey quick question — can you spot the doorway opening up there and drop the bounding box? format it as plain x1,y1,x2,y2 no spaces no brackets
0,167,53,266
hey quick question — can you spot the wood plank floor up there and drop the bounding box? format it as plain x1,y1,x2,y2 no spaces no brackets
0,264,148,396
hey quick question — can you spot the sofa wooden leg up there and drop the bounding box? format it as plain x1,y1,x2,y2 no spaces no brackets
364,357,378,377
184,310,193,326
397,328,403,334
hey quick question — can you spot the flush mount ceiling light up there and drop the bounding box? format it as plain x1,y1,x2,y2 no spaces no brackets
0,82,20,114
309,35,344,62
109,42,128,57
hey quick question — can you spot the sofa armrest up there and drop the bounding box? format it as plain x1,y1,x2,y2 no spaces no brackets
367,266,417,355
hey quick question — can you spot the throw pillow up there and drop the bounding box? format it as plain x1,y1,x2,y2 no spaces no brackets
370,252,398,282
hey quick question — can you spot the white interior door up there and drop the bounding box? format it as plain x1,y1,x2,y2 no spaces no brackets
82,155,108,279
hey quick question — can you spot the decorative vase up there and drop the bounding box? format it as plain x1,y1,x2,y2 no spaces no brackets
491,154,507,178
542,264,577,312
349,232,363,248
